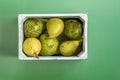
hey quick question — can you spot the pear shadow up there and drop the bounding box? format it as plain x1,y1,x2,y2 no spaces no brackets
20,60,83,79
0,18,18,57
20,60,84,80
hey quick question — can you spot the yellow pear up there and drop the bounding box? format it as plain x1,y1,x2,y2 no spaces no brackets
60,39,82,56
46,18,64,38
22,38,41,58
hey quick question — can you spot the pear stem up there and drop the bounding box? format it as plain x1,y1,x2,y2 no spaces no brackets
41,19,49,22
46,36,54,39
78,38,83,43
34,53,39,59
45,36,51,40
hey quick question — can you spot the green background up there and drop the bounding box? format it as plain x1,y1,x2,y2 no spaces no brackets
0,0,120,80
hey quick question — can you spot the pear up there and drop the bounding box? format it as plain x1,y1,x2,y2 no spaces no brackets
22,38,41,58
24,18,45,38
46,18,64,38
39,34,59,56
64,20,82,40
60,39,82,56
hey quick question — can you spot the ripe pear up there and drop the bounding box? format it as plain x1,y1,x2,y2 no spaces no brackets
64,20,82,40
46,18,64,38
39,34,59,56
22,38,41,58
60,39,82,56
24,18,45,38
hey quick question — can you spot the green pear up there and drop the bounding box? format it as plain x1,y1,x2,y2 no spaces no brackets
24,18,45,38
60,39,82,56
64,20,82,40
39,34,59,56
46,18,64,38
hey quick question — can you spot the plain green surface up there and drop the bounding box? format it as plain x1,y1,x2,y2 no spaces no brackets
0,0,120,80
